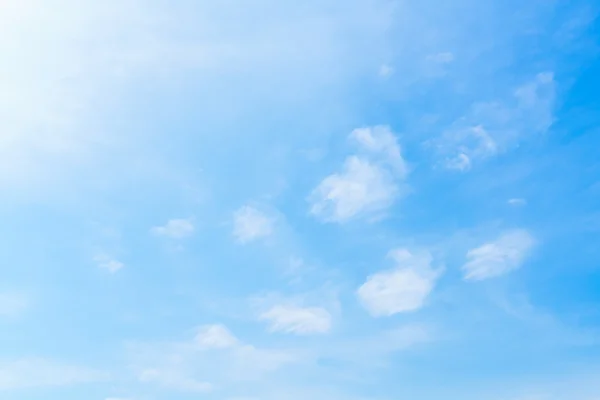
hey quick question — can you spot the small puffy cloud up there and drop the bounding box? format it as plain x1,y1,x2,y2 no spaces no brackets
0,358,108,390
233,206,273,243
508,198,527,206
195,324,239,349
94,255,124,273
139,369,212,393
309,156,398,223
350,125,408,176
462,229,535,281
310,127,409,223
0,292,28,317
260,305,332,335
151,218,194,239
357,249,442,317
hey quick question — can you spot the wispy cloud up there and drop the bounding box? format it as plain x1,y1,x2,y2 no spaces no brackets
195,324,239,349
508,198,528,206
94,255,124,274
260,305,332,335
462,229,535,281
128,323,304,391
432,73,556,170
233,206,274,243
151,218,195,239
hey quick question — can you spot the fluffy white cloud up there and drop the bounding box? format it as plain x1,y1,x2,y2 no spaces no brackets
0,358,108,390
151,218,194,239
260,305,332,335
310,126,409,223
195,324,239,349
233,206,273,243
350,125,408,176
462,229,535,281
309,156,398,222
357,249,441,317
94,255,124,274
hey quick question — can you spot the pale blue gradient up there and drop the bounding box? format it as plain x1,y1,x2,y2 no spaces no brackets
1,1,599,399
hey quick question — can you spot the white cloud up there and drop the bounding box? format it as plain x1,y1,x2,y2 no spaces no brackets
350,125,408,176
446,153,471,171
260,305,332,335
310,126,409,223
0,358,108,390
508,198,527,206
434,73,555,170
94,255,124,273
357,249,441,317
233,206,273,243
151,218,194,239
0,292,28,317
128,324,303,391
514,72,556,132
195,324,239,349
309,156,398,223
442,125,498,170
462,229,535,281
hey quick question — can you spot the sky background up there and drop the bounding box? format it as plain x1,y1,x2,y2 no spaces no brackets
1,0,600,399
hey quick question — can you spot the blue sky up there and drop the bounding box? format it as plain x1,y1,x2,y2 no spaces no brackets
1,0,600,399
